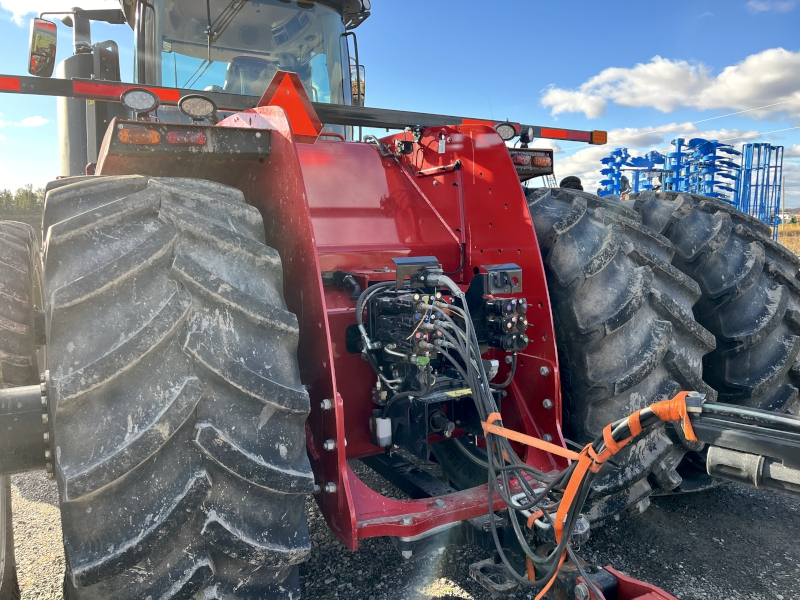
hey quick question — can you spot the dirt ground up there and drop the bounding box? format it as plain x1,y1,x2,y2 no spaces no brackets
10,466,800,600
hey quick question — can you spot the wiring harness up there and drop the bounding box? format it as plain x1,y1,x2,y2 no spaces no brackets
357,273,700,598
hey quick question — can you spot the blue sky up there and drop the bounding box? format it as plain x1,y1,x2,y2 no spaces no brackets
0,0,799,203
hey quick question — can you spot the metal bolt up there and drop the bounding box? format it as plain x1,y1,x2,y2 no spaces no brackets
540,366,550,376
43,431,49,442
574,582,590,600
543,434,553,443
320,398,333,411
40,372,46,384
434,499,446,509
687,391,702,398
542,398,554,410
44,450,51,459
401,516,413,525
401,550,413,559
323,439,336,451
42,413,48,425
313,483,321,494
47,472,54,480
505,355,514,364
636,497,651,513
41,396,47,408
45,462,53,473
40,382,47,394
324,482,337,493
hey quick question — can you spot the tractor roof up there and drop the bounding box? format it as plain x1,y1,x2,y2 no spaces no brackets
119,0,371,31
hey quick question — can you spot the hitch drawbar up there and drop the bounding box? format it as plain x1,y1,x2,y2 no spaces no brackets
685,397,800,496
0,376,50,475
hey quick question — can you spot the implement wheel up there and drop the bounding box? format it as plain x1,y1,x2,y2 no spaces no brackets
0,220,43,600
630,191,800,415
42,176,313,599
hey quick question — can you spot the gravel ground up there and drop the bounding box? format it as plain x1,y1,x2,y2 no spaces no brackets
9,464,800,599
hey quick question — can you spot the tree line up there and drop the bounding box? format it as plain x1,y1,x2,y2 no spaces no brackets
0,185,46,214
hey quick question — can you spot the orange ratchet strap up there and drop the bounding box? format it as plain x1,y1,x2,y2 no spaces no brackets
481,391,698,594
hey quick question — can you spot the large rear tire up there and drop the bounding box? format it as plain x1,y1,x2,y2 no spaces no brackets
526,188,718,515
630,191,800,416
42,176,313,599
0,220,42,600
434,188,718,523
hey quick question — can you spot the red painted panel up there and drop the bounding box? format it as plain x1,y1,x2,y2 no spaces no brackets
217,106,566,549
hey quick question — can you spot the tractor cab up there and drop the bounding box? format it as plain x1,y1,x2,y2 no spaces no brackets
31,0,369,175
130,0,360,105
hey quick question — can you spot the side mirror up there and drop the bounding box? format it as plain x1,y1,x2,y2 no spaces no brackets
28,18,58,77
350,63,365,106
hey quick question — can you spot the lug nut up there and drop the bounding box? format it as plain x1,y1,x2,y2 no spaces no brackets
320,398,333,411
44,449,51,459
42,413,48,425
323,439,336,451
540,366,550,376
542,398,553,410
43,431,49,442
434,499,446,509
543,434,553,443
41,396,47,407
313,484,321,494
324,482,337,493
401,516,413,525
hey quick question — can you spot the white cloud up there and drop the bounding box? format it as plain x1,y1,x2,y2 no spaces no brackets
18,116,50,128
746,0,796,13
0,0,119,25
786,144,800,157
541,49,800,122
0,116,51,128
527,139,563,154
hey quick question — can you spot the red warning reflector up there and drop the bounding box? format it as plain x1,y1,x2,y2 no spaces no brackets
256,71,322,143
74,81,181,103
167,130,207,146
540,128,569,140
0,76,21,91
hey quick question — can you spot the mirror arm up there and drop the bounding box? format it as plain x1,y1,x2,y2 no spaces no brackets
72,13,92,54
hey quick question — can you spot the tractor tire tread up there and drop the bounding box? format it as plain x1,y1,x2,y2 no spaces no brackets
631,190,800,412
44,176,311,599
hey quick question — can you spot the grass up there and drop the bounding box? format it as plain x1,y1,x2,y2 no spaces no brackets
778,222,800,255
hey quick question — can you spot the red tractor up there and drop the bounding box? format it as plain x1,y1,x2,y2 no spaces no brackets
1,2,799,599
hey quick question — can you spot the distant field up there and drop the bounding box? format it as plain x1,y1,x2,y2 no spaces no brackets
779,222,800,255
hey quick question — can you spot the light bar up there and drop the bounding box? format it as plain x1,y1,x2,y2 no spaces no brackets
0,74,608,145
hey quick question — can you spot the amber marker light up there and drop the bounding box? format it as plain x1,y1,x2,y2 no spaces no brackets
118,127,161,145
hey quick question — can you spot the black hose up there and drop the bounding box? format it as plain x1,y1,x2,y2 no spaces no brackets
490,352,517,389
